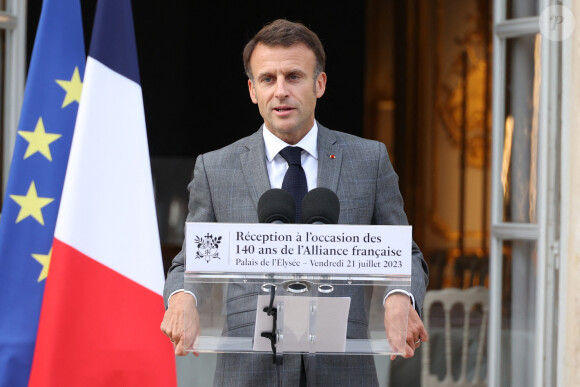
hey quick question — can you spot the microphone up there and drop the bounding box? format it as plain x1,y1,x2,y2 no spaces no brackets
301,188,340,224
257,189,296,223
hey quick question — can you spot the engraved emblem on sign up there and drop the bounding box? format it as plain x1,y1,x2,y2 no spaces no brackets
194,233,222,263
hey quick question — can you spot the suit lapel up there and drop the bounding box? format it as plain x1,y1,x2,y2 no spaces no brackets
240,128,271,208
316,124,342,192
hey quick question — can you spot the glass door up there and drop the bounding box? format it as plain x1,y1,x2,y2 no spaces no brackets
489,0,561,386
0,0,26,199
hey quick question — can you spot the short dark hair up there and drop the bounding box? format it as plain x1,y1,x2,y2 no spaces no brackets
243,19,326,80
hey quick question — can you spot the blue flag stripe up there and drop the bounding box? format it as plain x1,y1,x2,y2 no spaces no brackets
89,0,140,85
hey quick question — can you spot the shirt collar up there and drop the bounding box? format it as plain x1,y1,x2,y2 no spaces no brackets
263,122,319,162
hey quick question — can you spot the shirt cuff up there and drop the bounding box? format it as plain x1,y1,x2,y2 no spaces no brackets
383,289,415,310
168,289,198,306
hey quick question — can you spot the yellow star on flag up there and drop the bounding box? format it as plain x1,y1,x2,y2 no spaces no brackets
9,181,55,225
32,248,52,282
56,66,83,108
18,117,62,161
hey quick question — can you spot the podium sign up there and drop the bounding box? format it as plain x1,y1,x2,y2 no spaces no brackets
183,222,413,359
186,222,412,278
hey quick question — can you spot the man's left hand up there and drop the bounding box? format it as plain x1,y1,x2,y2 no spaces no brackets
384,293,429,360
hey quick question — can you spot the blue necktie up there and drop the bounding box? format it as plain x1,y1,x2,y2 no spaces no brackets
280,146,307,223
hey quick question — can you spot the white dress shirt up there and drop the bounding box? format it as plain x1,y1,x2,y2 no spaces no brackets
262,122,318,191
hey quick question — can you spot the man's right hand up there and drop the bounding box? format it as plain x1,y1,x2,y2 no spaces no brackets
160,291,200,356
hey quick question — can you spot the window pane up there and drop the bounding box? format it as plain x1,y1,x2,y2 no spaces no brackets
506,0,539,18
151,156,194,275
502,35,540,223
500,239,536,387
0,28,4,204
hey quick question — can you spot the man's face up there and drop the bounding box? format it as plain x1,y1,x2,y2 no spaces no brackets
248,43,326,145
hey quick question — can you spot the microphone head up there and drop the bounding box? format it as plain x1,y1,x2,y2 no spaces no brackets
258,189,296,223
301,187,340,224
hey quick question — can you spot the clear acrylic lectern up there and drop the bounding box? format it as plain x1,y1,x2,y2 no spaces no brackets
183,222,413,385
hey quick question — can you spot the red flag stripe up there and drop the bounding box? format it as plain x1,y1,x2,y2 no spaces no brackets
29,238,175,386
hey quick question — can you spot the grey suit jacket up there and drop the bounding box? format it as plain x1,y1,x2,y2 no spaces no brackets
164,124,429,386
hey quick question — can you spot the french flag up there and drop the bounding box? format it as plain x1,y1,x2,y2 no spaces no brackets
28,0,176,385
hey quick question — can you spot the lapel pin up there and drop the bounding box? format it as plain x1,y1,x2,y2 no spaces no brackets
329,154,336,159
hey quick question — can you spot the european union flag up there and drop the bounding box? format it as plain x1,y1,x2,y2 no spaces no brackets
0,0,85,385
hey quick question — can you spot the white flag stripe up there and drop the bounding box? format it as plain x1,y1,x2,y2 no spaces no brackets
55,57,164,295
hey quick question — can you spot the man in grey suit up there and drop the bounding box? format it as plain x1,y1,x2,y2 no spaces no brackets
161,19,429,386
